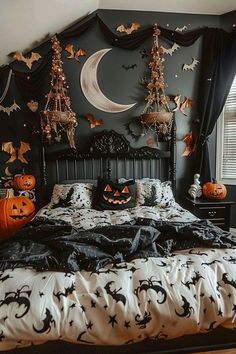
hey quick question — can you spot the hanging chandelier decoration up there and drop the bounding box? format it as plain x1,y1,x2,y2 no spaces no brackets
41,36,78,148
140,25,173,138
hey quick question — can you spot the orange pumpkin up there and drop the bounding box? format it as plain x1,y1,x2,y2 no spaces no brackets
203,179,227,200
0,189,35,240
13,174,36,191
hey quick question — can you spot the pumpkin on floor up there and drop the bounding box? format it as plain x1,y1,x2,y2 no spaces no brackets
0,189,35,240
202,179,227,200
13,174,36,191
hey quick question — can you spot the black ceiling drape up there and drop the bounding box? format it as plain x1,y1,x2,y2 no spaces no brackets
196,27,236,182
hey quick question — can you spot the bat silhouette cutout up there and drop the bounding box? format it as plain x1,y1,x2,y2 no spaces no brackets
51,187,75,209
116,22,141,35
0,273,13,282
65,44,86,62
10,51,42,69
2,141,31,164
77,331,94,344
0,285,31,318
201,260,221,266
33,308,55,333
53,282,75,301
205,321,217,331
139,49,148,59
0,330,5,341
0,101,21,116
135,311,152,328
122,64,137,70
182,271,204,289
134,277,167,304
175,296,194,318
175,25,187,32
90,268,118,276
86,113,104,129
161,43,180,56
104,281,126,305
183,58,199,71
222,273,236,289
189,249,208,256
223,256,236,264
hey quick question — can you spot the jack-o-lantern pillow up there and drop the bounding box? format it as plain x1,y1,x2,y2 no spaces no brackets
94,178,136,210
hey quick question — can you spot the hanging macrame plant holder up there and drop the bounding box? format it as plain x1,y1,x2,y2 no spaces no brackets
41,36,78,148
140,25,173,137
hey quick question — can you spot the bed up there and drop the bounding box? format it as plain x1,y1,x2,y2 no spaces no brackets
1,130,236,354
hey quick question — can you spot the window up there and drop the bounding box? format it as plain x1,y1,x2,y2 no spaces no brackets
216,75,236,185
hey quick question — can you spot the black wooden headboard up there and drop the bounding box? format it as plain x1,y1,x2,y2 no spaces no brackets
40,127,176,200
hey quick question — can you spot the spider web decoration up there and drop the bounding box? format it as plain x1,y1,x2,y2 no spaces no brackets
140,25,173,138
41,36,78,148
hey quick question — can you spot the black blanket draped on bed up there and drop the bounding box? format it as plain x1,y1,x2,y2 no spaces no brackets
0,217,235,272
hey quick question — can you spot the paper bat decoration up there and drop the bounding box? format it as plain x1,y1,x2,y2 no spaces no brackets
27,100,39,112
0,101,21,116
183,58,199,71
139,49,148,59
86,113,104,129
175,25,187,32
122,64,137,70
2,141,31,164
116,22,141,35
146,137,156,147
182,132,196,157
65,44,86,61
173,94,193,116
161,43,180,56
9,51,42,69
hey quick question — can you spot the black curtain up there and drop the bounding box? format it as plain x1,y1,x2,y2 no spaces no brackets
195,27,236,182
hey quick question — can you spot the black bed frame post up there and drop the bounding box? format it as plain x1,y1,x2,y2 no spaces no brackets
107,159,112,179
170,116,176,196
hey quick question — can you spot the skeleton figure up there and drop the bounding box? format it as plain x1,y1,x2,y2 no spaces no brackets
188,173,202,199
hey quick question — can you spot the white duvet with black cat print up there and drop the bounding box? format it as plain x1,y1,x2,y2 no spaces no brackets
1,247,236,351
36,203,197,230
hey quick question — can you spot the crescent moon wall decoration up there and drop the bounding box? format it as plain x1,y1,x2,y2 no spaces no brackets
80,48,136,113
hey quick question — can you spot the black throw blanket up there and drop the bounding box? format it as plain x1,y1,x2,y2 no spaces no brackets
0,217,235,272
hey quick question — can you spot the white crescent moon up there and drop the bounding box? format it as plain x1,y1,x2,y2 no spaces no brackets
80,48,136,113
5,166,12,176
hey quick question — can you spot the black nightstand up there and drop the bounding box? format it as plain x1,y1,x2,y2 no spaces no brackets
184,197,234,231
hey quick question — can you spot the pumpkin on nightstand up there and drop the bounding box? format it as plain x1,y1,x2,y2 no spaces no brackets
13,174,36,191
202,179,227,200
0,189,35,240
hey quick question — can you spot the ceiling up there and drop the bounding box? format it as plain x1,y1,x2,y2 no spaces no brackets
0,0,235,66
100,0,236,15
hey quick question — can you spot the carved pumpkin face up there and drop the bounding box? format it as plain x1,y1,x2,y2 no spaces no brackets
94,178,136,210
0,195,35,240
203,181,227,200
103,183,131,205
13,175,36,191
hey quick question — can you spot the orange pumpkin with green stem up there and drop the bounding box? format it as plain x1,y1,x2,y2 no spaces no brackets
203,179,227,200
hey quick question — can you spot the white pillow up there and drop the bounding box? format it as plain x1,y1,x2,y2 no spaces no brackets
136,179,175,208
49,183,93,209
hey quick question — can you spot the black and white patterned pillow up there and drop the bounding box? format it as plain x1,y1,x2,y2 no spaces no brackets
136,179,175,208
49,183,93,209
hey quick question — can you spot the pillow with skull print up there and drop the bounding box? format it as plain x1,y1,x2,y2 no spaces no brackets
136,179,175,208
93,177,136,210
49,183,93,209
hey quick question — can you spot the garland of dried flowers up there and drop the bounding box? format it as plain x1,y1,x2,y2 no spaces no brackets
41,36,78,148
140,25,173,137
